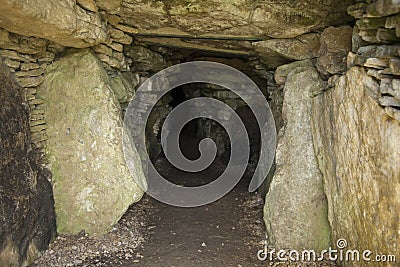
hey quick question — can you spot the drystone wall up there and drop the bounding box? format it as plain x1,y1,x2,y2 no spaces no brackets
182,84,249,161
347,0,400,121
0,30,66,157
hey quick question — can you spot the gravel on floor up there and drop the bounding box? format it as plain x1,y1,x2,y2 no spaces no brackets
30,196,153,267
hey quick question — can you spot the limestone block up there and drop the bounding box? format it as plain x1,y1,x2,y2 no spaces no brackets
96,0,121,14
108,71,140,103
366,0,400,17
36,50,144,235
317,26,353,75
0,0,108,48
264,61,330,251
77,0,98,12
347,3,367,19
312,67,400,264
254,33,320,69
121,0,354,39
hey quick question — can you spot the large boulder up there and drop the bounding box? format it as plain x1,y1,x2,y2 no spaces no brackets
0,0,108,48
312,66,400,265
37,49,145,235
264,61,331,251
0,63,56,266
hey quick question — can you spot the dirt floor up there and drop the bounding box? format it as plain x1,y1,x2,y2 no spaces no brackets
31,136,337,266
31,157,267,267
127,157,267,267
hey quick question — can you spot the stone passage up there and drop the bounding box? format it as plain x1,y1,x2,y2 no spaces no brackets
36,50,145,235
0,0,399,266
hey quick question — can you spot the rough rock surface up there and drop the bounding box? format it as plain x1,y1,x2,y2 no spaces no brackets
317,26,353,75
0,63,56,266
312,66,400,265
120,0,355,38
0,0,108,48
97,0,121,14
77,0,98,12
36,49,144,236
347,1,400,122
108,72,140,103
124,45,168,73
254,33,320,69
0,28,48,54
264,61,331,251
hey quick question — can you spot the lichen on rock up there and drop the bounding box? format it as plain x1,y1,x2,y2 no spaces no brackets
264,61,331,251
36,49,145,236
311,66,400,262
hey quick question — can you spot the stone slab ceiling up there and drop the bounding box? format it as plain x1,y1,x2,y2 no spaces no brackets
0,0,355,49
119,0,355,38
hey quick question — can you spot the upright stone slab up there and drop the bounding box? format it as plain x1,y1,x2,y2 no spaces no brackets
37,49,144,235
264,61,330,251
312,67,400,264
